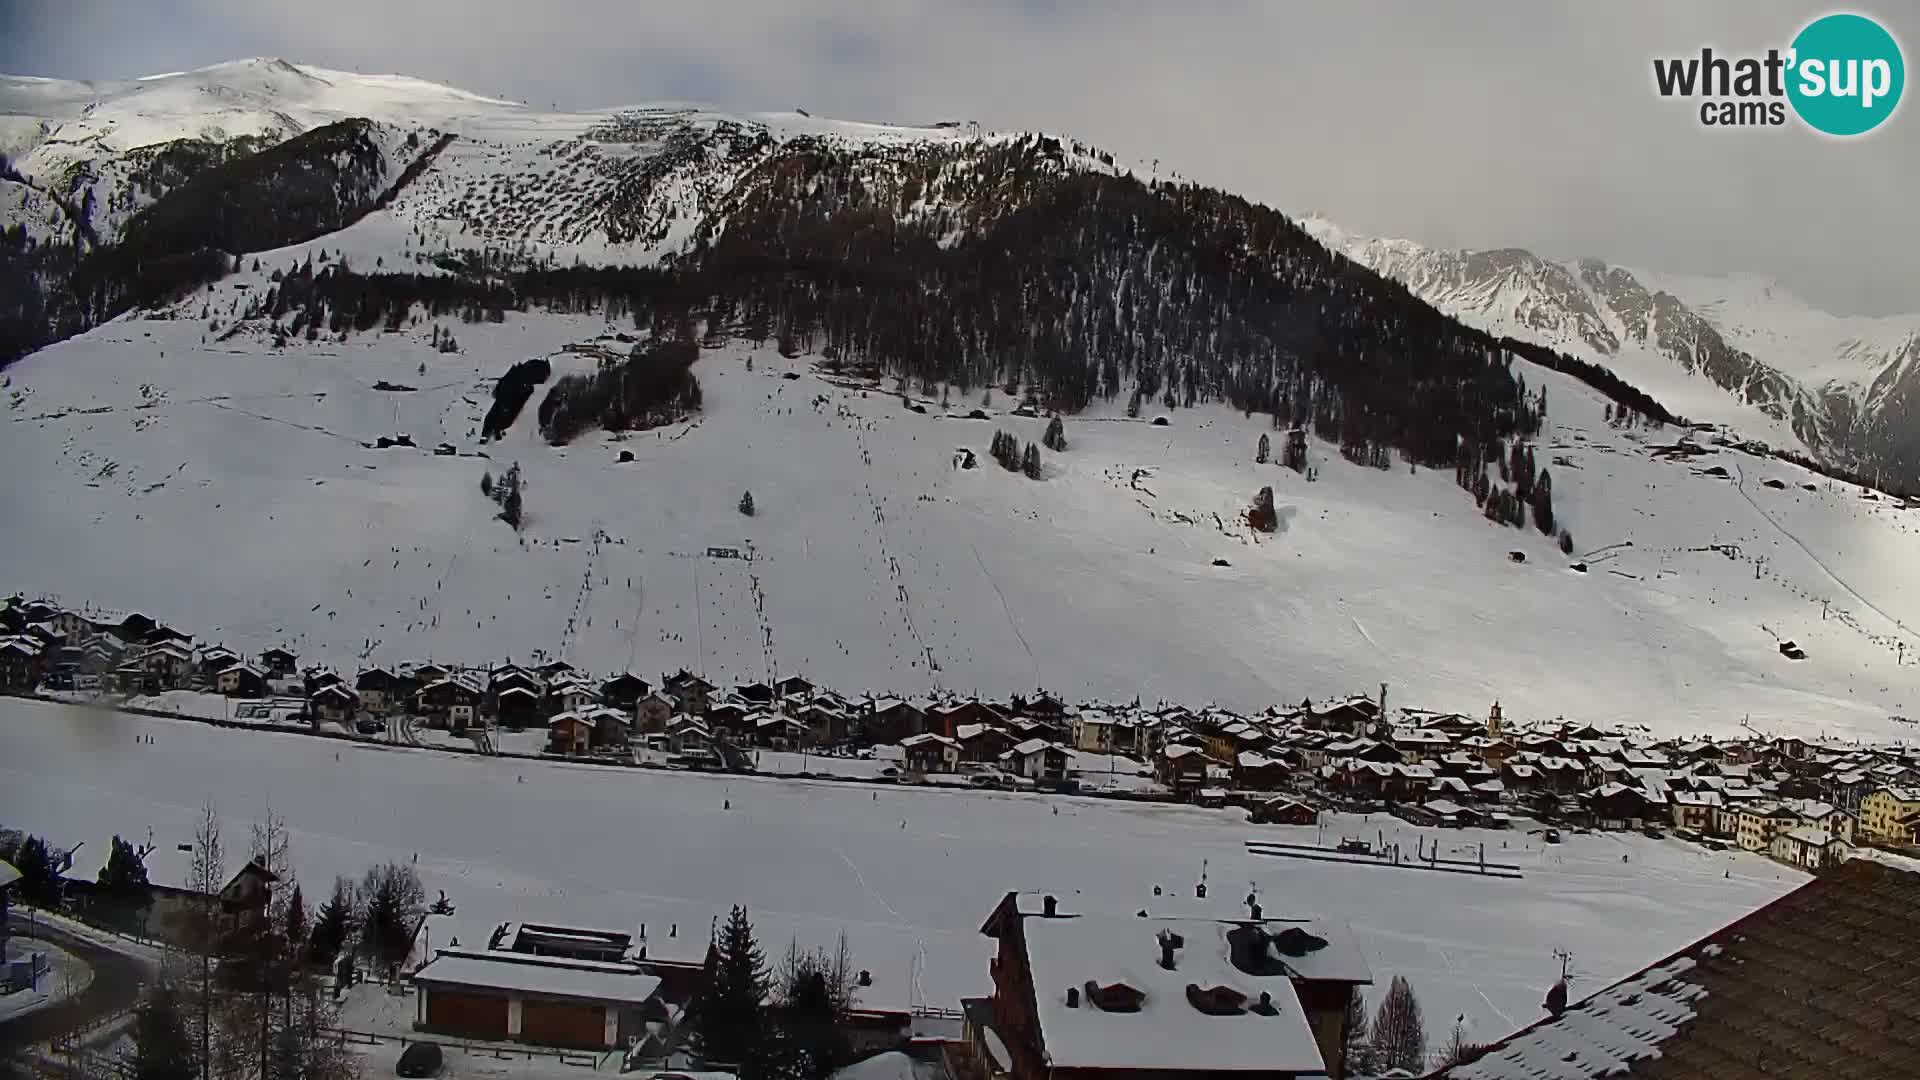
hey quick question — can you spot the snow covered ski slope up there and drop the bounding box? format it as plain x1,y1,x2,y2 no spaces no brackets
6,292,1920,741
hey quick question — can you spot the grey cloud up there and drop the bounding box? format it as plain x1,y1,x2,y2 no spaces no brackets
4,0,1913,315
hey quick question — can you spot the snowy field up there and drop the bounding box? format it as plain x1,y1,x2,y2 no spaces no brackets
7,295,1920,742
0,699,1805,1043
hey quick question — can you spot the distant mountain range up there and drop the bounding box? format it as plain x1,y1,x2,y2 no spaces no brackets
1302,216,1920,487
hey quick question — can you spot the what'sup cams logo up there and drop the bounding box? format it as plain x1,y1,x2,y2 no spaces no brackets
1654,12,1904,135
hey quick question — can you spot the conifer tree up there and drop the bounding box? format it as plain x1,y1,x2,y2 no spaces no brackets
696,905,770,1065
1256,432,1270,464
132,983,199,1080
1369,975,1427,1075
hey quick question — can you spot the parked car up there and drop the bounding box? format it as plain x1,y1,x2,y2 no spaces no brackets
356,718,385,735
1335,837,1373,856
1542,829,1562,844
395,1042,442,1078
1642,826,1665,840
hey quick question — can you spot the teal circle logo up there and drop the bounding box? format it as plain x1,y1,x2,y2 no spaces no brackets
1787,13,1905,136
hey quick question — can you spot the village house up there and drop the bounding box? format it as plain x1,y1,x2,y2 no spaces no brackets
958,723,1019,765
536,660,575,681
1070,711,1119,753
1586,783,1659,831
1157,744,1213,796
581,706,632,749
1769,826,1848,870
495,686,542,729
309,683,359,725
214,662,267,698
901,732,962,774
259,647,298,678
550,678,601,717
972,891,1373,1080
218,860,280,934
0,636,47,690
634,690,677,733
662,670,714,713
752,712,809,750
795,701,850,745
416,675,483,731
863,697,929,745
1003,739,1071,785
547,711,593,755
1734,803,1804,852
141,640,195,689
774,674,815,700
664,716,713,757
1860,785,1920,845
411,947,665,1050
1235,751,1293,792
356,667,397,714
196,645,241,680
48,609,97,642
598,673,652,711
1669,789,1723,833
1251,797,1320,826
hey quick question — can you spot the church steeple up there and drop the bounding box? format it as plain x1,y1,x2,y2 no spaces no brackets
1488,700,1505,740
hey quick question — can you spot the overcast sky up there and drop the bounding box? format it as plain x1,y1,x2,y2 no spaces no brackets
4,1,1913,315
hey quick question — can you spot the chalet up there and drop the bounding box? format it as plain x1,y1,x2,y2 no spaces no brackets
599,673,651,711
197,645,241,679
309,683,359,725
1586,783,1658,830
214,663,267,698
1010,691,1068,724
1235,752,1293,792
864,698,929,745
536,660,576,681
901,733,962,774
144,624,191,646
1388,727,1452,763
547,712,593,755
356,667,397,714
578,706,631,749
1306,695,1380,735
1154,744,1210,793
1823,769,1874,812
1432,860,1919,1080
141,640,194,689
774,674,815,699
489,666,544,698
1251,797,1319,826
705,702,753,741
48,609,97,642
974,892,1372,1080
495,686,542,729
662,670,715,713
735,681,776,705
752,713,809,750
634,691,676,733
664,716,713,756
1401,798,1478,828
930,699,1006,739
0,637,46,690
550,680,600,717
795,702,850,745
1004,739,1071,785
1769,826,1848,870
219,860,279,932
416,677,483,731
412,947,665,1050
259,647,298,677
303,667,344,696
959,723,1019,765
1860,786,1920,844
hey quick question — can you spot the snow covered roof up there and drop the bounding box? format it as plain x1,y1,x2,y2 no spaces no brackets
412,949,662,1005
1438,860,1920,1079
1020,915,1330,1074
1778,826,1837,848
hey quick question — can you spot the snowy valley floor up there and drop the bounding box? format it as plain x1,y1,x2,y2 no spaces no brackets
0,698,1805,1044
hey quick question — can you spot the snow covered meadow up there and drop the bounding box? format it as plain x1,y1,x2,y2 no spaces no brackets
0,698,1803,1042
6,291,1920,740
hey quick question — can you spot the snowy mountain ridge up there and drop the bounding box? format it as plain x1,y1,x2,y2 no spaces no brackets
4,59,1920,746
1301,215,1920,488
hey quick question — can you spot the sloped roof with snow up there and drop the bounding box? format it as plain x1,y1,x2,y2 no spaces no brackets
1020,914,1329,1074
1440,859,1920,1080
413,948,662,1005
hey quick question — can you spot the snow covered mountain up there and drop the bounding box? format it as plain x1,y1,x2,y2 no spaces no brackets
5,59,1920,742
1302,216,1920,489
